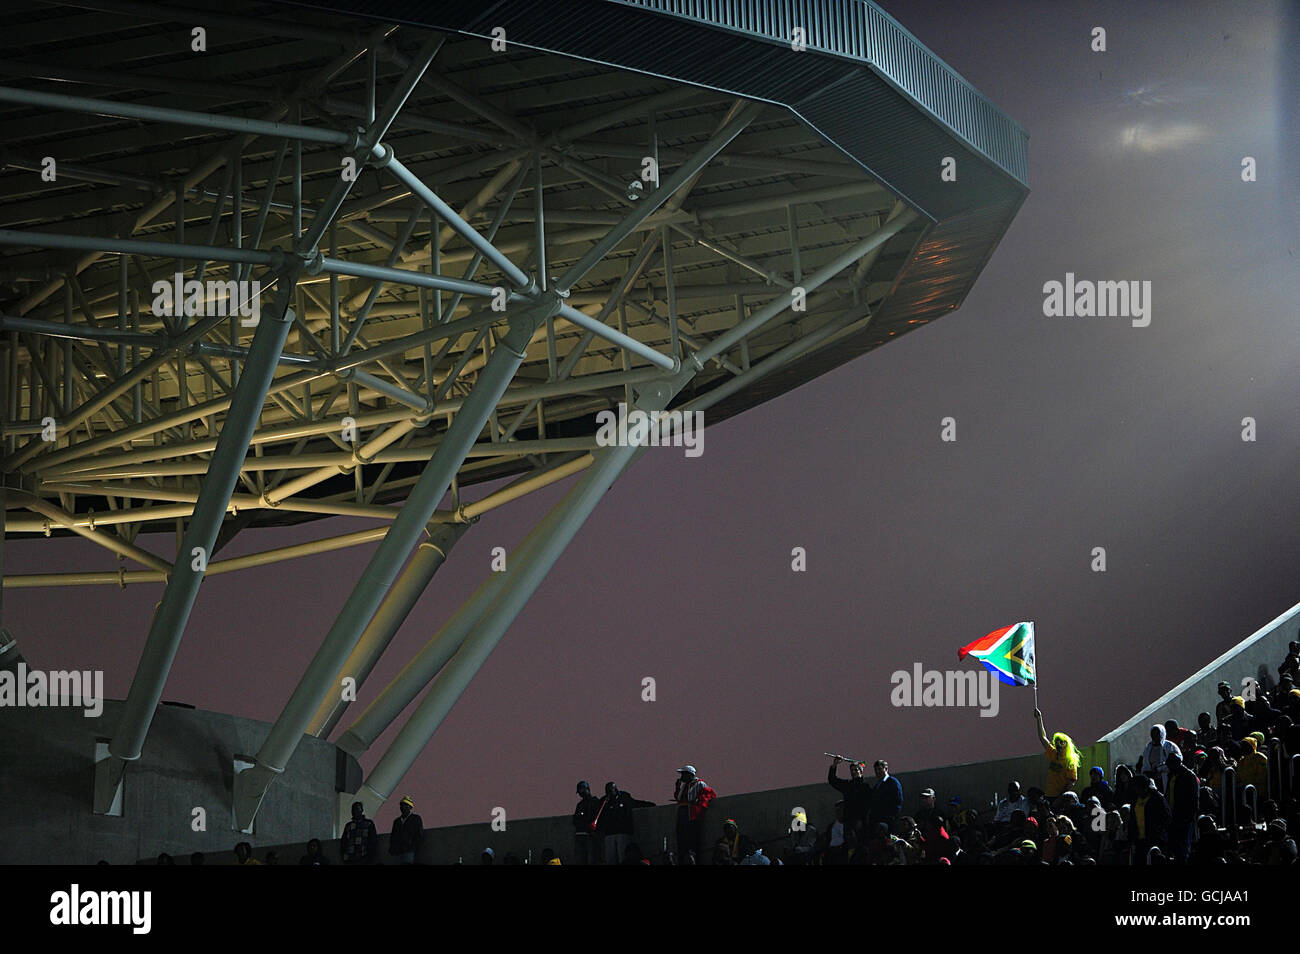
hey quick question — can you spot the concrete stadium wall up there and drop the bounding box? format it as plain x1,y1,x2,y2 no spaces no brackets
1098,600,1300,771
0,701,342,865
193,752,1059,865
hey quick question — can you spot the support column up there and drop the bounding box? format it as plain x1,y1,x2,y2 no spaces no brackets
308,521,468,739
232,290,562,832
352,377,685,815
94,261,302,815
335,482,568,756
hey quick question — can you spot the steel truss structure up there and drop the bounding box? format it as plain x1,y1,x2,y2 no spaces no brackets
0,0,1027,831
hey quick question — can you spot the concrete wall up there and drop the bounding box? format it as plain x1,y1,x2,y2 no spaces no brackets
196,751,1061,865
0,701,342,864
1098,600,1300,770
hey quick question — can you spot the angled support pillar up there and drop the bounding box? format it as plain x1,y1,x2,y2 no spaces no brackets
351,374,690,815
232,290,563,832
335,479,569,756
308,520,469,739
93,261,302,815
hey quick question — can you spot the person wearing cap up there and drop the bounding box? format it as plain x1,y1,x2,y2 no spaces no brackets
572,780,602,865
947,796,976,833
712,818,742,865
388,795,424,864
673,765,713,864
914,787,938,830
1079,767,1114,812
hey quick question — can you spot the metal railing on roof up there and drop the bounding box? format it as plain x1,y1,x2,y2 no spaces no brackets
608,0,1029,184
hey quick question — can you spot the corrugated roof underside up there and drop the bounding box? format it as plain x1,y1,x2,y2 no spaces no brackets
696,195,1025,426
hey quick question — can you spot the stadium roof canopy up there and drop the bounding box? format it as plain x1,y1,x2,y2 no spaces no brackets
0,0,1027,543
0,0,1029,833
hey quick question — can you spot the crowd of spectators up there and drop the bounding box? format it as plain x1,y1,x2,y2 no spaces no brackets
138,640,1300,866
784,642,1300,865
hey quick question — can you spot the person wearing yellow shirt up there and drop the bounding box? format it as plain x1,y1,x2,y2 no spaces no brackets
1236,736,1269,792
1034,707,1080,797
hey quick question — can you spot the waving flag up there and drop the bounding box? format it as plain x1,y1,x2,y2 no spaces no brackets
959,622,1036,686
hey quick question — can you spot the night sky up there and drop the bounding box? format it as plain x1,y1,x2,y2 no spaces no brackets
7,0,1299,830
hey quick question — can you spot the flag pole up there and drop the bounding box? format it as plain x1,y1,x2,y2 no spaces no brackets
1032,622,1038,707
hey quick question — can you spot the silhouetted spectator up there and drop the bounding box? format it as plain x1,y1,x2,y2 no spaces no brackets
233,841,261,865
595,781,654,864
994,781,1029,828
388,795,423,864
914,787,938,829
1194,712,1218,749
299,838,330,865
1164,719,1197,755
713,818,742,865
821,801,846,864
1080,767,1114,811
572,780,602,865
673,764,714,864
868,759,903,827
156,853,174,865
1133,776,1170,863
787,809,818,865
1214,681,1236,727
921,815,954,864
340,800,378,865
1236,736,1268,791
1280,641,1300,681
1166,752,1199,863
826,757,870,834
480,848,494,865
264,851,279,866
190,852,204,866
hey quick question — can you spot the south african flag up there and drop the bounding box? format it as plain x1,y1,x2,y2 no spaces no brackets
958,622,1036,686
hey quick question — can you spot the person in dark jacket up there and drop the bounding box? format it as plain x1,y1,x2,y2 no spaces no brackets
1279,640,1299,680
572,780,602,865
340,801,378,865
595,781,654,864
826,757,871,835
1133,776,1170,864
298,838,330,866
869,759,903,828
388,795,423,864
1165,753,1199,864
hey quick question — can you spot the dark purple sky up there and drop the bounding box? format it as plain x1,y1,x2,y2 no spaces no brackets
8,0,1299,828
